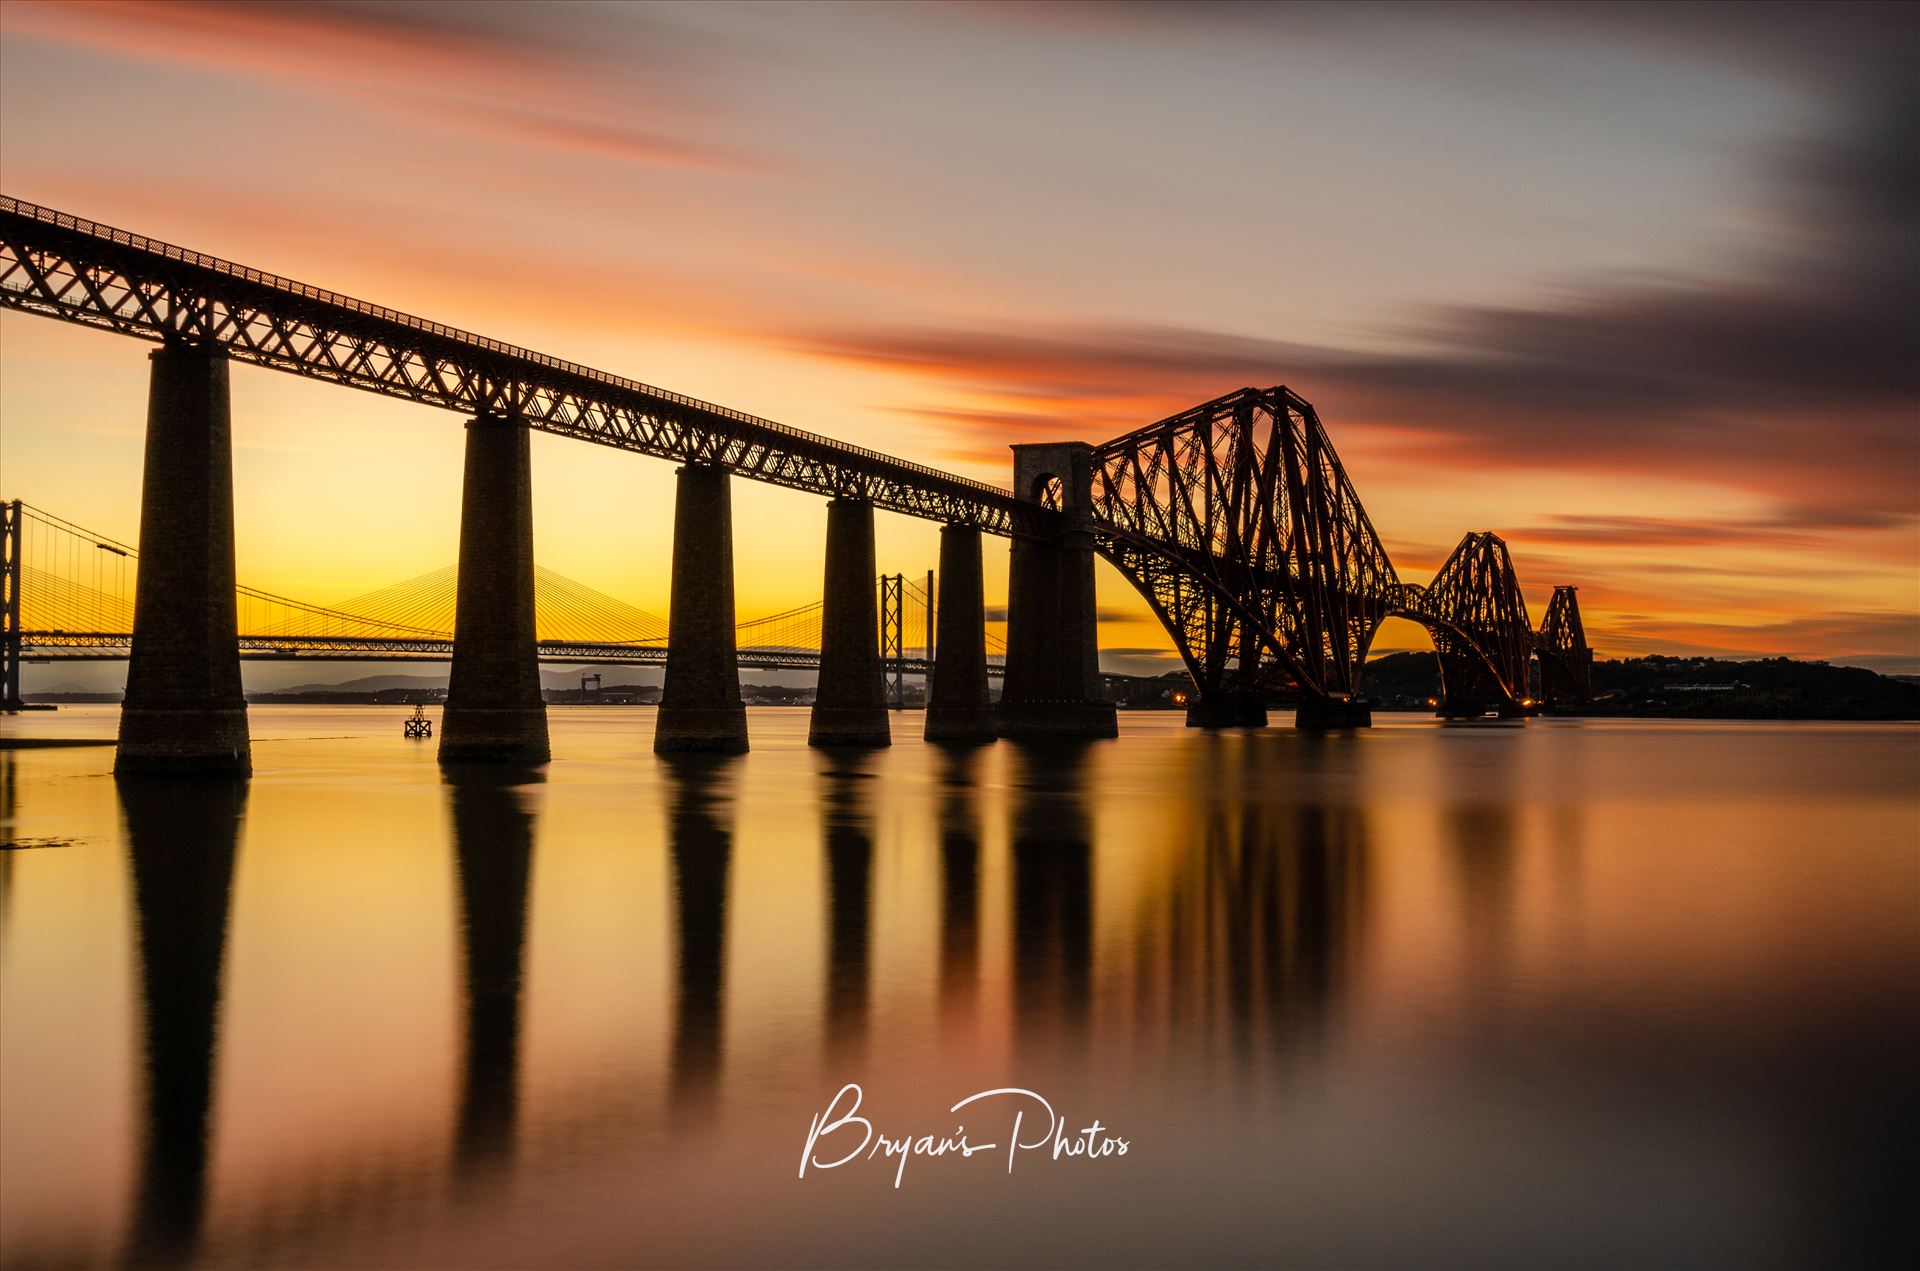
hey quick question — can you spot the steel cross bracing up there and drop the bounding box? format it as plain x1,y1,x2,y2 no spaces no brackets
1391,533,1536,708
1081,388,1590,710
1535,585,1593,705
0,196,1051,538
1088,387,1399,701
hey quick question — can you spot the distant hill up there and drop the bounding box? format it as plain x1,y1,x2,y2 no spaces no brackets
1363,651,1920,720
277,673,449,694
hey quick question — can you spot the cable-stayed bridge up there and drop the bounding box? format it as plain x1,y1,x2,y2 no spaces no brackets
4,501,1002,679
0,194,1590,772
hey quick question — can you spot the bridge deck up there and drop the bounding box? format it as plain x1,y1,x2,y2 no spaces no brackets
0,195,1050,536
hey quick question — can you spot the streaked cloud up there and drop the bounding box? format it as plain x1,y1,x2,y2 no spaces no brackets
0,0,757,172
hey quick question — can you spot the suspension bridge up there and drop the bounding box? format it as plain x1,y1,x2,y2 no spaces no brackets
0,194,1591,773
2,500,1000,681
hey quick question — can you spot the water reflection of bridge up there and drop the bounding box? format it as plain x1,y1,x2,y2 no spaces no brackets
91,738,1381,1265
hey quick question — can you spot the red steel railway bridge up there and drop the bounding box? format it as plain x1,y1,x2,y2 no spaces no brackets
0,195,1590,773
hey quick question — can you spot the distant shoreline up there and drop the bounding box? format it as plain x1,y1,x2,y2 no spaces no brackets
16,654,1916,723
13,695,1914,723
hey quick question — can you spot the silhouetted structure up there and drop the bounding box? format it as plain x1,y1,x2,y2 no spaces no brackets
934,747,984,1020
1535,585,1593,709
1400,533,1536,718
1001,446,1118,738
0,197,1589,756
925,526,996,741
1007,742,1096,1043
817,751,876,1057
1075,388,1590,727
656,466,749,753
448,771,539,1178
662,756,737,1114
120,776,246,1264
810,500,890,747
115,346,250,774
441,414,549,763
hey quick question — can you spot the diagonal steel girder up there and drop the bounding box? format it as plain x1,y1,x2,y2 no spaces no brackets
1390,532,1535,706
1087,386,1400,701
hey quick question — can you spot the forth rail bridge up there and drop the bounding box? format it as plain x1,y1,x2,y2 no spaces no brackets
0,195,1591,773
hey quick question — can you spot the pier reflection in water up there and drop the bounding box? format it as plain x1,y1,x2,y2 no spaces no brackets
447,768,539,1182
0,708,1913,1268
1007,741,1094,1049
120,776,245,1266
933,745,982,1025
817,750,875,1063
662,756,735,1116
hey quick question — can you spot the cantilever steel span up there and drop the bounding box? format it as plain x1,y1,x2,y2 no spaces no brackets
1083,387,1591,715
0,195,1048,537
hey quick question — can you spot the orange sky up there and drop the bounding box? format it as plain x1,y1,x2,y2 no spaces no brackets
1,1,1914,673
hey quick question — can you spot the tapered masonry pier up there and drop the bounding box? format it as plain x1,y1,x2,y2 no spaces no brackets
116,344,251,776
655,464,749,754
998,443,1118,739
924,523,995,742
439,412,550,765
809,498,890,747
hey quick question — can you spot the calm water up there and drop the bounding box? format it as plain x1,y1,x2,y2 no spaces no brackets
1,708,1915,1269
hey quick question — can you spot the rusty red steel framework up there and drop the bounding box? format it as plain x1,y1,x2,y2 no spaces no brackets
1535,584,1594,706
0,196,1589,717
1394,533,1536,716
1085,388,1591,714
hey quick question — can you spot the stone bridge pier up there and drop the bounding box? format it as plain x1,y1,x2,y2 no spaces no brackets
809,497,890,747
924,523,995,742
116,343,251,776
999,443,1117,740
655,464,749,754
439,411,550,765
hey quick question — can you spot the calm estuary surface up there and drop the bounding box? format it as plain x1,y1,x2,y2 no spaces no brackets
2,708,1915,1268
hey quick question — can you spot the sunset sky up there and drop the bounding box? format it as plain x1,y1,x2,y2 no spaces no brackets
2,0,1915,674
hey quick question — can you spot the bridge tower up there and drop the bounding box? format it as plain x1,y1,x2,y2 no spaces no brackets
116,343,251,775
439,411,550,765
999,443,1117,739
1535,585,1593,710
2,499,21,712
1411,532,1535,719
879,573,906,709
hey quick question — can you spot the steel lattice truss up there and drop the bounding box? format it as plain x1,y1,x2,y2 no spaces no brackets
1088,387,1399,700
1535,585,1593,705
1393,533,1535,707
0,196,1047,537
